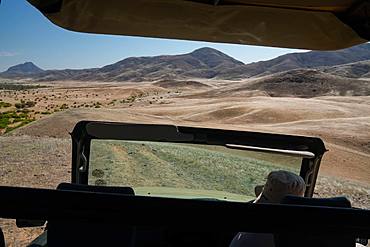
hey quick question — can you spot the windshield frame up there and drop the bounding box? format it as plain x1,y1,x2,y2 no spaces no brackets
70,120,327,198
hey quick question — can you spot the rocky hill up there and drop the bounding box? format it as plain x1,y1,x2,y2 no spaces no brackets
243,69,370,97
217,43,370,79
320,60,370,78
2,43,370,82
0,47,244,82
1,62,44,77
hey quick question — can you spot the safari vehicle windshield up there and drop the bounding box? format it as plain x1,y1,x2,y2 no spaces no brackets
72,121,325,201
89,140,304,201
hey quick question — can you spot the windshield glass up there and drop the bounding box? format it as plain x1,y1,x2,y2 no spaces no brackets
89,139,302,201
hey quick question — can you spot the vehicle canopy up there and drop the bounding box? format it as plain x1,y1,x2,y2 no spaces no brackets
28,0,370,50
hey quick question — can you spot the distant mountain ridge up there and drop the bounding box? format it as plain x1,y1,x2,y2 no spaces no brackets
243,69,370,97
0,47,244,81
321,60,370,78
2,62,44,76
2,43,370,81
216,43,370,79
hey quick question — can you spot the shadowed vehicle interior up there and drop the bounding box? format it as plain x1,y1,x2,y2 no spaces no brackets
0,0,370,246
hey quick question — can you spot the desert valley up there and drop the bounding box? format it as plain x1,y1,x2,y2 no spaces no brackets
1,44,370,245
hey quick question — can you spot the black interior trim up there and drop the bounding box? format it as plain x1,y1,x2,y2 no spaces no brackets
0,186,369,238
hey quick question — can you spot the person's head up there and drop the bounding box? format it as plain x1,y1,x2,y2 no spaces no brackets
254,170,306,204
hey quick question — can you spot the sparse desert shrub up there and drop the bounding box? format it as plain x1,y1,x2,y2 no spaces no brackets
108,101,114,105
92,169,104,178
19,109,30,114
95,179,107,186
0,83,48,91
14,103,22,109
14,100,36,109
4,117,35,133
0,110,35,132
25,101,36,107
0,102,11,108
122,96,137,104
0,115,11,129
60,103,69,110
13,118,22,123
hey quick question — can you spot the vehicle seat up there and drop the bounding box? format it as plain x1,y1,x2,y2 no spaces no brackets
47,183,136,247
274,195,355,247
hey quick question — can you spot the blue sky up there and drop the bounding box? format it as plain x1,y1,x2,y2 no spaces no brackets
0,0,305,72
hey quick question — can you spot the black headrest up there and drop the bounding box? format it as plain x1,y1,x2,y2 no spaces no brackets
275,196,355,247
281,195,351,208
49,183,136,246
57,183,135,195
